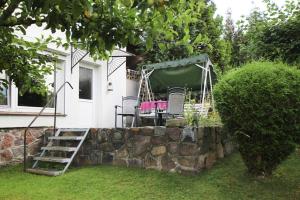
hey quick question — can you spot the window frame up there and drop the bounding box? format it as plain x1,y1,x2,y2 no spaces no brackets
16,73,55,109
15,60,64,111
0,73,10,108
79,66,93,101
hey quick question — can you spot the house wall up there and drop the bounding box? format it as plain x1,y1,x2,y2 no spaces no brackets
126,79,139,97
0,25,137,129
0,49,128,129
100,61,127,128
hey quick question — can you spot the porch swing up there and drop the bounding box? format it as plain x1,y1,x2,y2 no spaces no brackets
134,54,217,125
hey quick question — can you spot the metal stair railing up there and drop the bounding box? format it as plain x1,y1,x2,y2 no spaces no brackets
23,81,73,172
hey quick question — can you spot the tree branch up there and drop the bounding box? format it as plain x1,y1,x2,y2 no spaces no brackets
0,17,47,27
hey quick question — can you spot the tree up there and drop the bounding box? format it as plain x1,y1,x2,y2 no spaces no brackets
223,9,248,68
228,0,300,67
260,1,300,65
130,0,230,70
223,9,235,42
0,0,195,94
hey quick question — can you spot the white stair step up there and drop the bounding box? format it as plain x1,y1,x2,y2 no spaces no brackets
48,136,84,140
33,156,70,163
59,128,89,132
26,168,63,176
41,146,77,152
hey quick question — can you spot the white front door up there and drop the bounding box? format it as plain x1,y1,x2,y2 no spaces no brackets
77,66,96,127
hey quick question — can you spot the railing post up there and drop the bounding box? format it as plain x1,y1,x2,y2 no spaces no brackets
115,106,118,128
53,94,57,136
71,44,73,74
154,102,158,126
23,129,27,172
53,63,57,136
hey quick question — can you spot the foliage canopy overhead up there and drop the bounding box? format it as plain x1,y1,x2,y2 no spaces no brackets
131,0,230,70
0,0,196,93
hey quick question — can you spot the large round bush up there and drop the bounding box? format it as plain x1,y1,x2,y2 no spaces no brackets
214,62,300,176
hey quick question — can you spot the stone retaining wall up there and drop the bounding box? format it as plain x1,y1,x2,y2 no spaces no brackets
74,126,234,174
0,127,48,166
0,126,235,174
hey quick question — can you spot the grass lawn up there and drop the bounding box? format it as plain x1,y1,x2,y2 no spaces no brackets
0,151,299,200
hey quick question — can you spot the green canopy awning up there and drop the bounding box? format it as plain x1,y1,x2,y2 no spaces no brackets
144,54,209,70
143,54,216,93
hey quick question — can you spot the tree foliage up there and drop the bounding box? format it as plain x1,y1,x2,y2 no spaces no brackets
225,0,300,68
223,9,245,68
0,27,53,94
0,0,195,93
214,62,300,176
131,0,230,69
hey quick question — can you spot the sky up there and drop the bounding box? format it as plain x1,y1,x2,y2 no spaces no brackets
213,0,287,22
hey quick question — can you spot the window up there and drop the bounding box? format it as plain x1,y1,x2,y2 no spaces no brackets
79,67,93,100
0,72,9,106
18,72,54,108
18,91,53,107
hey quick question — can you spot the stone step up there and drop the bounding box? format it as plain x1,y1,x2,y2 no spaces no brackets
48,136,84,140
41,146,77,152
26,168,63,176
33,156,70,163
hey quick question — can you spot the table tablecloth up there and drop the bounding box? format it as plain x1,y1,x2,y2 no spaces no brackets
140,101,168,113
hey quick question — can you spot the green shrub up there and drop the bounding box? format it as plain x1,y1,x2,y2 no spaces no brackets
214,62,300,176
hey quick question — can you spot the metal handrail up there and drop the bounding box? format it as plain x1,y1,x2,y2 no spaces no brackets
23,81,73,172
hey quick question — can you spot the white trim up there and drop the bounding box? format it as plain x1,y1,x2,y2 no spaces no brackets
78,99,93,103
16,106,55,111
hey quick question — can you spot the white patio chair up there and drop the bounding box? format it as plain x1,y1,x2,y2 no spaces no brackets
166,87,185,117
115,96,138,128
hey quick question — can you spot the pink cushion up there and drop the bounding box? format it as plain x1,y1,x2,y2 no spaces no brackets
156,101,168,110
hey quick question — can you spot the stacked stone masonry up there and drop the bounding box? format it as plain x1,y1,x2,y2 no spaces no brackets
0,126,234,175
0,128,47,166
73,126,235,175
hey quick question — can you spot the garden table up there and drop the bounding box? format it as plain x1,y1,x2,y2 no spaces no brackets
139,100,168,125
140,100,168,113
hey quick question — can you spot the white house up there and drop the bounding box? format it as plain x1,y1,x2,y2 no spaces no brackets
0,26,139,129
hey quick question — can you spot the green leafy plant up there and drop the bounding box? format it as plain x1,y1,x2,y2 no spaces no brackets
214,61,300,176
184,91,199,127
199,111,222,127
